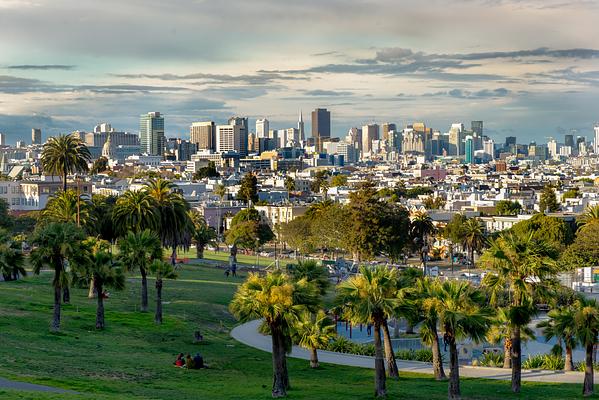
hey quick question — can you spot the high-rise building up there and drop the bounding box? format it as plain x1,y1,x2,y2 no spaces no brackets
361,124,379,155
256,118,269,138
381,123,396,141
31,128,42,145
449,123,464,156
594,125,599,154
565,134,574,148
297,111,305,142
190,121,216,151
547,139,559,158
483,138,495,159
139,112,165,156
311,108,331,151
228,117,248,157
0,133,5,146
505,136,517,147
464,135,474,164
216,123,248,156
471,121,483,136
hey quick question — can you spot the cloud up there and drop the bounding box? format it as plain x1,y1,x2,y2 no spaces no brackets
448,88,511,98
110,72,307,85
7,64,75,70
303,89,353,96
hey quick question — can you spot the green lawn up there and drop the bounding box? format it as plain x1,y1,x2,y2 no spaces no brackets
0,265,594,399
177,248,298,268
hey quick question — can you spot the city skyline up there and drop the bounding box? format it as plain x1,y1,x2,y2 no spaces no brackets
0,0,598,143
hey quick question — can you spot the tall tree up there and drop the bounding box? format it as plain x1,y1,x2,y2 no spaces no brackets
437,281,491,399
289,260,330,295
30,222,86,331
337,265,400,397
460,218,486,267
293,310,336,368
572,297,599,397
41,134,91,192
539,184,560,213
112,190,157,236
495,200,522,216
230,271,320,397
538,306,577,371
578,205,599,230
149,259,178,324
0,229,25,281
41,189,92,228
117,230,162,313
481,231,559,393
189,210,217,259
409,211,436,272
237,173,259,203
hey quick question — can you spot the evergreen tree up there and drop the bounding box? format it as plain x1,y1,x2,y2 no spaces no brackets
237,173,258,203
539,184,559,213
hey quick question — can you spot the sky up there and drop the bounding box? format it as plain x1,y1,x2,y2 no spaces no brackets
0,0,598,144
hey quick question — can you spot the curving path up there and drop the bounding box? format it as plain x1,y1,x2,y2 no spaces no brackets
0,376,77,394
231,320,586,384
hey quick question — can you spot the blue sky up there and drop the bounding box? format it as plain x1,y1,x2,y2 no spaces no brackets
0,0,598,144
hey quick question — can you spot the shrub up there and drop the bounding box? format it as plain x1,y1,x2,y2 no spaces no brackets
325,337,375,356
395,349,434,362
542,354,565,371
478,352,504,367
575,362,599,372
522,354,545,369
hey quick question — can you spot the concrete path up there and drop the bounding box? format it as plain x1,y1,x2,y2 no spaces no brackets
231,320,587,384
0,376,77,394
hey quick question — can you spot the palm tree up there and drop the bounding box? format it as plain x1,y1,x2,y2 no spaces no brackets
230,271,320,398
578,205,599,231
149,259,178,324
289,260,330,295
41,189,92,227
480,231,559,393
118,230,162,313
0,230,25,281
30,222,86,331
572,297,599,397
413,277,446,380
410,211,435,274
437,280,492,400
40,134,91,192
538,306,577,371
293,310,336,368
112,190,157,236
144,178,192,262
77,249,125,329
460,218,486,268
336,265,400,397
189,210,217,259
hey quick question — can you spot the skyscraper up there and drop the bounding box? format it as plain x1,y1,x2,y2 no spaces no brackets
449,123,464,156
256,118,269,138
483,138,495,158
311,108,331,151
381,123,396,141
228,117,248,157
190,121,216,151
139,112,165,156
361,124,379,155
0,133,5,146
594,125,599,154
565,134,574,148
464,135,474,164
216,119,248,157
471,121,483,136
505,136,517,147
297,111,305,142
32,128,42,145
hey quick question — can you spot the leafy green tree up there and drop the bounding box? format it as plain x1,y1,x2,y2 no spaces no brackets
481,231,559,393
561,187,580,201
409,211,436,268
149,259,178,324
279,216,314,255
193,161,219,180
310,202,350,256
41,134,91,192
189,210,217,259
229,271,320,398
539,184,560,213
284,176,295,192
511,213,574,250
443,213,467,268
0,198,14,230
226,208,274,250
89,194,117,241
310,170,329,194
30,222,86,331
237,173,259,203
572,297,599,396
112,190,158,235
495,200,522,216
330,174,348,187
0,230,25,281
117,230,162,313
561,221,599,269
578,205,599,229
41,189,92,228
460,218,486,266
538,306,577,371
336,265,400,397
90,156,109,175
288,260,330,295
293,310,336,368
405,186,433,199
437,281,492,399
422,196,446,210
214,183,227,201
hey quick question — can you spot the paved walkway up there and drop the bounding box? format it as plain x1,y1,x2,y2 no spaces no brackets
0,376,77,394
231,320,587,384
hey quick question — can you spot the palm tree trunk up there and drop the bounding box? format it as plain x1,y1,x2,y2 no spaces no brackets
405,319,414,334
503,338,512,369
88,278,96,298
95,280,105,329
63,169,67,192
373,320,387,398
62,286,70,304
155,278,163,324
448,335,460,400
393,318,400,338
271,325,289,398
565,345,574,372
584,342,594,397
310,347,319,368
140,268,148,312
52,284,61,332
196,243,204,259
511,325,522,393
382,319,399,379
431,323,446,380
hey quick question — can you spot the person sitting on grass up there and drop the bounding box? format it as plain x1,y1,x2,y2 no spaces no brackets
193,353,205,369
185,353,195,369
174,353,185,367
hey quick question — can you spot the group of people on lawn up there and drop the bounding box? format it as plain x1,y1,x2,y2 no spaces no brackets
174,353,205,369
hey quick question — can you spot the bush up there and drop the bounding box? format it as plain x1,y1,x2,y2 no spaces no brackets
325,337,375,356
522,354,564,371
477,352,504,367
522,354,545,369
395,349,434,362
575,362,599,372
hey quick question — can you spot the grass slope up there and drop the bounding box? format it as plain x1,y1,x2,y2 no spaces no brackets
0,265,592,399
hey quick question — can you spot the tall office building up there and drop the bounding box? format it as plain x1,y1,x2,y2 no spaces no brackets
505,136,517,147
594,125,599,154
449,123,464,156
464,135,474,164
311,108,331,151
361,124,379,155
228,117,248,157
216,123,248,157
297,111,305,142
32,128,42,145
471,121,483,136
139,112,165,156
565,134,574,148
381,123,396,141
256,118,269,138
0,133,5,146
483,138,495,158
190,121,216,151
